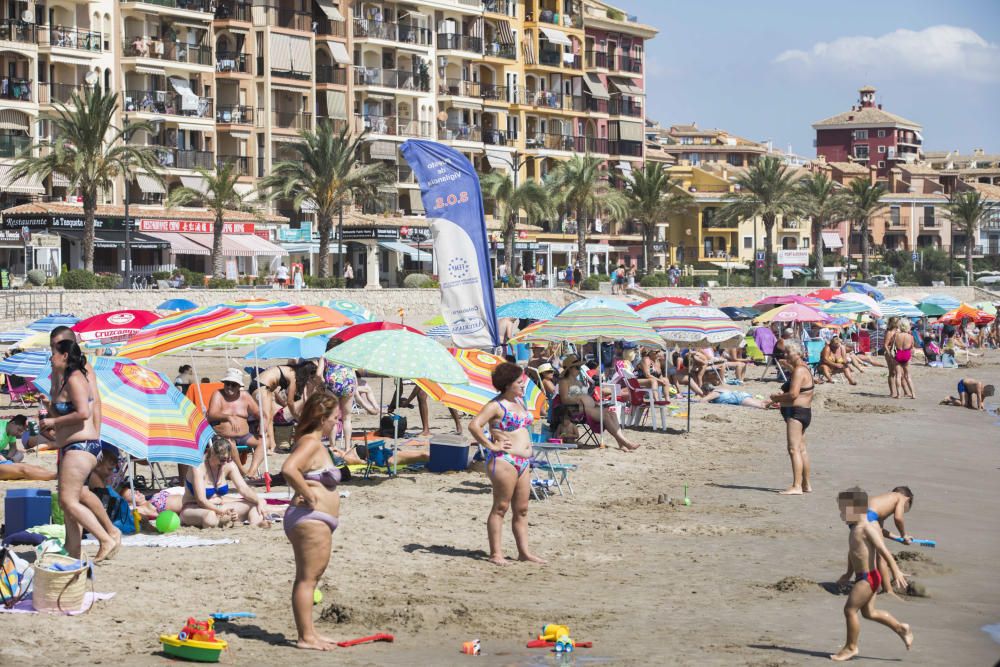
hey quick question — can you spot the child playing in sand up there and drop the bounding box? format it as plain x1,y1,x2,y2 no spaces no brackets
865,487,915,597
832,487,913,662
940,378,995,410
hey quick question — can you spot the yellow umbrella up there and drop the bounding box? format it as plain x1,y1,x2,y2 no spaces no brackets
13,331,51,350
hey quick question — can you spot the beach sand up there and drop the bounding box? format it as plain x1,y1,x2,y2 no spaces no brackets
1,349,997,666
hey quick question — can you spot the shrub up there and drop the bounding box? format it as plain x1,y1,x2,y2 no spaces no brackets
178,268,204,288
403,273,432,288
95,273,122,289
580,276,600,291
61,269,96,290
26,269,46,287
151,271,171,281
304,276,344,289
206,277,236,289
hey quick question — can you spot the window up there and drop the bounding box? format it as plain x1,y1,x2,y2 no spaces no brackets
878,145,887,154
924,205,935,226
877,129,886,138
801,238,809,249
878,161,886,168
743,236,752,249
854,144,869,159
890,206,900,225
853,129,869,140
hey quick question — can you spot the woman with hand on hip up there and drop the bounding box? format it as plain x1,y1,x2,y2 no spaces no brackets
769,340,815,495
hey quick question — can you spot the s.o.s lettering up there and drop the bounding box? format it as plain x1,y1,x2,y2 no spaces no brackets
433,191,470,210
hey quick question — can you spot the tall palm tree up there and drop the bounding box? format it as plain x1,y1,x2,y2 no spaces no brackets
166,162,261,278
480,171,552,275
9,86,162,272
795,172,848,284
546,155,628,277
259,122,393,279
843,178,887,281
625,162,693,273
717,156,799,283
945,189,993,286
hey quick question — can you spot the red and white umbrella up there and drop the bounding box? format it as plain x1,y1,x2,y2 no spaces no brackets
72,309,160,344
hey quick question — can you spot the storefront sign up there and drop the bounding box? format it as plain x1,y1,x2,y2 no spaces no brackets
339,227,400,240
138,219,256,235
777,249,810,266
29,234,61,248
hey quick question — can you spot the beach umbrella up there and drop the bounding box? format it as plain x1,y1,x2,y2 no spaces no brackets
426,324,452,339
119,305,254,361
332,321,423,343
33,357,213,465
819,300,872,316
938,304,995,326
250,334,331,360
631,295,697,310
557,297,635,315
26,313,79,333
72,310,160,345
0,350,51,378
832,292,883,318
753,294,822,309
720,306,761,321
879,300,924,318
807,288,842,300
157,298,197,312
753,303,831,324
321,299,373,323
228,301,349,338
918,294,961,316
12,332,51,350
423,314,446,326
974,301,998,316
413,348,546,419
496,299,560,320
0,329,31,344
841,281,885,301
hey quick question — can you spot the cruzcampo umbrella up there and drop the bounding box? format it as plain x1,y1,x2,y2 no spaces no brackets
250,334,331,360
0,350,51,378
414,348,546,419
26,313,79,333
496,299,560,321
753,303,831,324
119,306,254,361
321,299,373,324
557,297,636,315
72,310,160,345
157,298,197,312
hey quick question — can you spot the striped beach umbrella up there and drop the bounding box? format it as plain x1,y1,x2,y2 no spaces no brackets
27,313,79,333
938,303,995,326
119,305,254,361
226,301,349,338
426,324,452,339
0,329,32,343
632,296,698,310
819,300,872,316
918,294,961,316
33,357,213,465
557,297,635,316
414,348,546,419
753,294,822,309
639,305,744,348
0,350,51,378
510,308,664,347
496,299,560,320
879,300,924,318
321,299,373,324
832,292,883,318
753,303,831,324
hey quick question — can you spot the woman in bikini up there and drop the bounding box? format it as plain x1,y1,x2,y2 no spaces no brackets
281,393,344,650
893,320,916,399
470,362,546,566
180,436,269,528
882,317,901,398
318,338,359,446
40,338,119,561
636,348,671,396
253,361,317,453
769,340,815,496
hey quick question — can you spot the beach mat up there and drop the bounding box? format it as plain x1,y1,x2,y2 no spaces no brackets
0,592,115,614
82,534,238,548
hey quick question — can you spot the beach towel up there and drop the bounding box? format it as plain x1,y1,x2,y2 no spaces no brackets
82,534,238,549
0,591,115,614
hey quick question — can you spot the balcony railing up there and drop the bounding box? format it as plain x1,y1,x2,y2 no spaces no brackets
214,1,250,21
484,42,516,59
1,79,32,102
38,25,102,52
438,123,481,142
355,114,431,138
608,98,642,117
585,50,608,69
585,96,608,113
123,38,213,65
586,137,609,154
158,148,215,169
216,104,252,124
261,109,313,131
480,84,510,102
314,17,346,37
122,0,214,11
271,65,311,80
439,78,480,97
482,0,513,14
217,154,250,175
353,66,429,91
917,215,938,228
316,65,347,84
614,55,643,74
484,129,515,146
216,51,249,73
524,89,583,111
251,5,311,31
0,18,36,44
39,82,87,105
353,18,431,46
610,140,642,157
526,133,584,152
539,49,563,66
0,134,31,158
436,33,482,52
123,90,213,118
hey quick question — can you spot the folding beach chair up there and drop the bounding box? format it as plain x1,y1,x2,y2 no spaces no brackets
754,327,787,382
805,340,825,378
531,437,578,497
6,377,39,407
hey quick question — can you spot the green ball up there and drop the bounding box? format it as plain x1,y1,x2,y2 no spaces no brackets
155,510,180,534
313,589,323,605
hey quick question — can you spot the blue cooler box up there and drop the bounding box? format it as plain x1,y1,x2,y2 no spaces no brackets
427,435,471,473
4,488,52,537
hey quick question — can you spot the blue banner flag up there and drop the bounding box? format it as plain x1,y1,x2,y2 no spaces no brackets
400,139,500,348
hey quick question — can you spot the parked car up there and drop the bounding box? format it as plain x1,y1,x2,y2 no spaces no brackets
871,274,897,288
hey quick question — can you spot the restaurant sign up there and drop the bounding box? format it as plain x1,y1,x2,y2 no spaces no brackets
339,227,400,240
138,219,255,234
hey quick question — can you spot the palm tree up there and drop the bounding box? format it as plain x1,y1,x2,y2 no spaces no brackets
166,162,261,278
843,178,887,281
945,189,994,286
625,162,693,273
9,86,163,272
795,172,848,284
480,171,552,276
546,155,628,277
259,122,393,279
717,156,799,283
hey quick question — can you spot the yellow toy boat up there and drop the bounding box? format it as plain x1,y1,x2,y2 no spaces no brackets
159,634,228,662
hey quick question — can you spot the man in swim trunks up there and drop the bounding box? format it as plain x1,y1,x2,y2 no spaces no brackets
832,487,913,662
0,415,56,481
941,377,995,410
206,369,263,478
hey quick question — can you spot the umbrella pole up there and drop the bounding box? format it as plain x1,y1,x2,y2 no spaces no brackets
129,454,140,534
597,341,604,448
393,377,401,476
189,351,206,414
686,366,691,433
253,342,272,492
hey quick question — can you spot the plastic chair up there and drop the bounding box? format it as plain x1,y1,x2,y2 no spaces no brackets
805,340,826,377
623,377,669,431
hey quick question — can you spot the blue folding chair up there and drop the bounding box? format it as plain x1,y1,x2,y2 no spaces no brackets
805,340,826,378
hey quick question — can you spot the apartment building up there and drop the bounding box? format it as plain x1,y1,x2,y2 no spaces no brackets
646,121,772,169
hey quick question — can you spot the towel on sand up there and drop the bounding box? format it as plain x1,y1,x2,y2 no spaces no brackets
82,534,238,548
0,592,115,614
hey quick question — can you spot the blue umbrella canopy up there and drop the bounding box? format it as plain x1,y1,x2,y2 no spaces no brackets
840,282,884,302
157,298,198,312
720,306,760,321
0,350,52,378
249,334,331,360
557,297,635,316
27,313,79,333
496,299,560,321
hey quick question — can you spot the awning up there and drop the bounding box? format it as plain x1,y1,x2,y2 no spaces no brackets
47,53,95,67
608,76,643,96
134,65,166,75
710,261,748,270
315,0,344,20
327,40,351,65
0,166,44,194
179,175,209,194
408,189,425,214
486,150,512,172
169,77,201,112
176,122,211,132
378,240,431,262
0,109,30,131
136,173,166,194
617,161,633,174
616,121,644,142
822,231,843,249
325,90,347,120
495,20,515,46
146,232,212,256
228,233,288,256
582,73,609,100
269,33,293,72
369,140,396,160
539,26,571,47
60,230,170,251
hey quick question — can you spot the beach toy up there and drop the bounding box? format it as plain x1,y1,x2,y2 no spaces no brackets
891,536,936,548
210,612,256,621
683,485,691,506
554,636,575,653
313,588,323,605
337,633,394,647
160,618,227,662
460,639,481,655
539,624,570,642
527,639,593,649
155,510,180,534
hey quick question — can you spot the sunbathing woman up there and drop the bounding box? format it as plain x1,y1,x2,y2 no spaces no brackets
893,320,916,399
819,336,857,385
636,348,671,396
470,362,546,566
180,436,269,529
281,393,344,650
558,355,638,451
769,340,814,495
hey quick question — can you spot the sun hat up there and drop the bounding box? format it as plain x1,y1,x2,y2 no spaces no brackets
221,368,245,387
560,354,584,377
537,363,555,376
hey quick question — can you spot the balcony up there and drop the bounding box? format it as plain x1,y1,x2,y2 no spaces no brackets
0,18,36,45
158,148,215,170
610,141,642,157
483,43,516,59
917,215,938,229
216,105,252,124
122,0,214,12
252,5,311,31
123,38,212,66
585,137,609,154
0,134,31,158
214,1,250,21
216,51,249,73
217,154,251,175
38,25,103,52
316,65,347,85
526,133,584,152
39,82,88,105
314,17,346,37
355,114,431,138
438,123,481,143
260,109,314,131
353,18,431,46
123,90,213,119
480,84,510,102
608,98,642,117
584,97,607,113
482,0,513,14
396,164,415,184
436,33,482,52
353,67,429,92
614,55,642,74
529,9,583,28
439,78,480,98
585,50,608,69
887,215,905,228
524,89,582,112
271,64,311,81
1,79,32,102
484,129,515,146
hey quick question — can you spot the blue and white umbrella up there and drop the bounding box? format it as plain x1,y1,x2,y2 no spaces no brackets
426,324,452,339
841,282,884,302
880,300,924,318
0,350,52,378
0,329,32,343
321,300,372,324
557,297,635,316
27,313,79,333
496,299,560,321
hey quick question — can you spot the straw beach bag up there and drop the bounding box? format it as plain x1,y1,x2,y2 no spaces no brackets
33,551,93,613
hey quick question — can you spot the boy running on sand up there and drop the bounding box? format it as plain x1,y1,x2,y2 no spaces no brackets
832,487,913,662
865,487,915,597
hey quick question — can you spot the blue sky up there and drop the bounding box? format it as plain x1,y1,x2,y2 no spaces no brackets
611,0,1000,156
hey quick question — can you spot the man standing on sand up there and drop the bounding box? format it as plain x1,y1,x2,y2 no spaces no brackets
833,487,913,662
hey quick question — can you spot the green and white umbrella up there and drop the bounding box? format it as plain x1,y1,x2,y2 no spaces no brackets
324,329,466,384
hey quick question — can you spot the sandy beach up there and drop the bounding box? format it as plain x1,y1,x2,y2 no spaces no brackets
1,345,998,666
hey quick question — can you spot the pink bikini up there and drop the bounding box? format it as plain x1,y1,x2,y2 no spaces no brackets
283,457,342,536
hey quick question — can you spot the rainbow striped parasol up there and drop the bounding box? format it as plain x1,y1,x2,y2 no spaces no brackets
226,301,350,338
321,300,373,324
414,349,546,418
509,308,664,347
639,305,744,348
33,357,213,465
119,306,254,361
